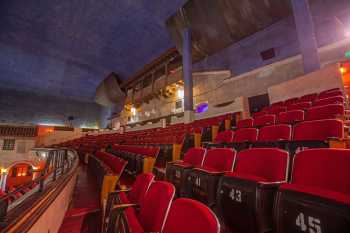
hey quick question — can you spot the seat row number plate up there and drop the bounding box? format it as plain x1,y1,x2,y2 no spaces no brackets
296,213,322,233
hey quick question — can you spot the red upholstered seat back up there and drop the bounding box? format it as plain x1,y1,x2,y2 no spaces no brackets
299,93,318,102
284,97,299,105
233,128,258,143
214,130,234,144
258,124,291,142
318,90,343,99
138,181,175,232
287,101,312,111
163,198,220,233
268,106,287,115
183,148,206,166
293,119,343,141
203,148,236,172
292,149,350,195
253,114,276,127
305,104,344,121
252,111,268,118
234,148,288,182
312,96,344,107
278,110,304,124
237,118,254,128
95,151,127,174
127,173,155,204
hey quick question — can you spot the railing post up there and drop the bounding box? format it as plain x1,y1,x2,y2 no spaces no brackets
0,198,8,227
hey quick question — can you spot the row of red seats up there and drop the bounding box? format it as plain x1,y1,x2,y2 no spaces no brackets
242,103,344,128
94,151,128,174
252,88,344,118
211,119,343,151
104,174,220,233
107,145,160,175
59,113,233,150
166,147,350,233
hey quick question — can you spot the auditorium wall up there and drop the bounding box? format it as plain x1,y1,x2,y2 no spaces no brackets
0,88,102,128
192,1,349,76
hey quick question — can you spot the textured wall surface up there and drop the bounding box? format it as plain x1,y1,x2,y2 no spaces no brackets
0,88,102,127
193,1,348,75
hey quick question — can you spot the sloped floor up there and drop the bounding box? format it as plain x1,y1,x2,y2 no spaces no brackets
58,166,101,233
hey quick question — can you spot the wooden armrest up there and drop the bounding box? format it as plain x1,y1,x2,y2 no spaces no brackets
258,181,287,188
328,137,342,141
112,203,139,211
109,188,132,195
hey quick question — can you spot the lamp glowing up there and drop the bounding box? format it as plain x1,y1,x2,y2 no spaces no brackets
340,67,347,74
131,107,137,116
177,89,184,99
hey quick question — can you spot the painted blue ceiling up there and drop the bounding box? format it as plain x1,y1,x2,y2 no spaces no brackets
0,0,187,101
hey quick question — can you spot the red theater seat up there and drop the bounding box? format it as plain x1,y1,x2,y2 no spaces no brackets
287,101,312,111
275,149,350,233
252,111,268,118
204,130,234,148
268,106,287,115
106,181,175,233
217,148,289,233
253,114,276,127
312,95,344,107
254,124,291,149
184,148,236,206
278,110,304,124
299,93,318,102
231,128,258,151
291,119,343,156
318,90,343,99
163,198,220,233
237,118,254,128
165,148,206,196
104,173,155,226
284,97,299,105
305,104,344,121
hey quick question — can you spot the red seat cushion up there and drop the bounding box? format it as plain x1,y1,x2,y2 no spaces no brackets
225,172,268,183
125,208,144,233
292,149,350,196
280,183,350,205
163,198,220,233
233,148,288,182
183,148,206,167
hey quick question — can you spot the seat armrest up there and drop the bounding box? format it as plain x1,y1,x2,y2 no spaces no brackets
112,203,140,211
193,167,224,175
167,160,183,165
327,137,342,141
258,181,287,188
109,188,132,195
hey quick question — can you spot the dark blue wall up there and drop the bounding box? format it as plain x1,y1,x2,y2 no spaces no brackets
193,2,348,76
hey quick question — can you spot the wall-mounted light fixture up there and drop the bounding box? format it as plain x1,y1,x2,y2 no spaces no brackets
131,106,137,116
177,89,184,99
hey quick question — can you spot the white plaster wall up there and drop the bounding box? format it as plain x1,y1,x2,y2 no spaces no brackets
0,137,36,155
268,63,344,103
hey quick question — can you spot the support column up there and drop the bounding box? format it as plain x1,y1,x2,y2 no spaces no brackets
182,27,194,123
291,0,321,74
0,171,8,192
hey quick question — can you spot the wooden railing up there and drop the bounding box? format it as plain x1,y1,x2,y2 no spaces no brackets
0,148,79,232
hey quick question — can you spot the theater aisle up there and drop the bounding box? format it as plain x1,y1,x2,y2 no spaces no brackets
58,166,101,233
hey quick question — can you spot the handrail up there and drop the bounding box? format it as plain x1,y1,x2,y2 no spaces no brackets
0,148,79,232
